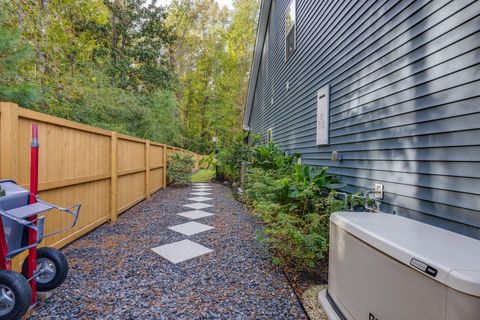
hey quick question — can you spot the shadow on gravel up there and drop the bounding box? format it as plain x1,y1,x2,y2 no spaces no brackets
31,183,307,319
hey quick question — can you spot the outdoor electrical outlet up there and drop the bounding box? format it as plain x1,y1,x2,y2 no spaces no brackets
374,183,384,200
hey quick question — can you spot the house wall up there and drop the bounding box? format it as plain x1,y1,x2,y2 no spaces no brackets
248,0,480,238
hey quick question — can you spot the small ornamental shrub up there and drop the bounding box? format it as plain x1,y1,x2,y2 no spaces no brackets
218,138,360,270
216,132,254,181
219,138,354,270
167,152,194,186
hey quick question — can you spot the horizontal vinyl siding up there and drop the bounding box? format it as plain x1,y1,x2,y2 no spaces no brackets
248,0,480,239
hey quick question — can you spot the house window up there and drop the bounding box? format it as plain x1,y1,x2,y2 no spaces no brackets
316,85,330,146
267,128,273,142
285,0,296,60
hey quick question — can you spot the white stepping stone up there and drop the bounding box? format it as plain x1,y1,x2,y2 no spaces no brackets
193,187,211,190
190,192,212,196
177,210,214,220
183,202,213,210
168,221,214,236
193,183,210,186
151,239,213,264
187,196,213,202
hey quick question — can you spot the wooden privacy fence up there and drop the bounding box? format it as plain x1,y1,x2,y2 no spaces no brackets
0,102,200,269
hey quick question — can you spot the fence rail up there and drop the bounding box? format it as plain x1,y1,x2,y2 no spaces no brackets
0,102,200,269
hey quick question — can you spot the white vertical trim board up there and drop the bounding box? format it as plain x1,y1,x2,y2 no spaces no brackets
316,85,330,146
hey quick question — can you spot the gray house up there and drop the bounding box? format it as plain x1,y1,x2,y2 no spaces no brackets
243,0,480,239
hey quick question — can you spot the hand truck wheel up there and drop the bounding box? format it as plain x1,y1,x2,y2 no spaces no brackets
0,270,31,320
22,247,68,292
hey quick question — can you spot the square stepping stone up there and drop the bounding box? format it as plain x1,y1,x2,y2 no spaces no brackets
151,239,213,264
168,221,214,236
193,187,211,191
183,202,213,210
190,192,212,196
177,210,214,220
187,196,213,202
193,183,210,186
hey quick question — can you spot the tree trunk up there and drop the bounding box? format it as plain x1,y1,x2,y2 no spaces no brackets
36,0,48,94
111,12,118,64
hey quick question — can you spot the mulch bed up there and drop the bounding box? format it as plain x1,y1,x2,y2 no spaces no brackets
282,259,328,300
31,183,306,319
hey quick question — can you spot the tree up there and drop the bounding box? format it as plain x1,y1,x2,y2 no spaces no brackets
0,0,259,151
0,14,38,107
106,0,176,93
168,0,258,154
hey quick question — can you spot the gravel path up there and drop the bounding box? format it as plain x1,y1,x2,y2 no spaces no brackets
32,183,306,319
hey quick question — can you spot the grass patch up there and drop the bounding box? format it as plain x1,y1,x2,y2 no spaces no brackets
192,169,215,182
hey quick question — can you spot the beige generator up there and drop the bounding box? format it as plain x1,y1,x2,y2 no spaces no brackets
319,212,480,320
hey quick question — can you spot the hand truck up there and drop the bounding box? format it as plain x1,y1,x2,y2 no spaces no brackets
0,124,81,319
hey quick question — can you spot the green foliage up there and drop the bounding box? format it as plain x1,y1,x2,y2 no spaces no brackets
105,0,176,93
0,0,180,146
216,132,254,181
0,0,258,153
217,139,351,270
0,16,39,107
167,153,194,186
191,169,215,183
168,0,259,154
251,141,297,172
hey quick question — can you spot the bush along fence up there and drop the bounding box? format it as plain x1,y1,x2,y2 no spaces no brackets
0,102,201,270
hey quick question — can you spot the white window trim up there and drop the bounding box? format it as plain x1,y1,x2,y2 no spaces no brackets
285,0,296,62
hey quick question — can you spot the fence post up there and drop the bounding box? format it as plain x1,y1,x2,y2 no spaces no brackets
163,145,167,188
110,132,118,223
145,140,150,199
0,103,19,181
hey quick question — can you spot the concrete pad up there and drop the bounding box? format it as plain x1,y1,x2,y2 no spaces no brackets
193,183,210,186
190,192,212,196
168,221,214,236
183,202,213,210
187,196,213,202
192,187,212,191
177,210,214,220
151,240,213,264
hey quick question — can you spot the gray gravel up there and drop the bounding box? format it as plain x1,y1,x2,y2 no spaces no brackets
31,183,306,319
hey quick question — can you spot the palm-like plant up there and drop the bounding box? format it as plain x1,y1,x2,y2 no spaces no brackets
288,164,346,216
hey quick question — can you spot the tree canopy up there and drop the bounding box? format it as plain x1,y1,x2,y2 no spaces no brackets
0,0,258,153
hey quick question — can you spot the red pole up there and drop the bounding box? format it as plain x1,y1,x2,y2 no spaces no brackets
0,216,10,270
28,124,39,304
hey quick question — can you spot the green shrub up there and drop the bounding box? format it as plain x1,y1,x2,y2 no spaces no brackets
251,141,297,172
220,139,352,270
167,153,194,186
216,132,255,181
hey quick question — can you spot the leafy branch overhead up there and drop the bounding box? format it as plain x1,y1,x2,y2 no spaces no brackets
0,0,259,152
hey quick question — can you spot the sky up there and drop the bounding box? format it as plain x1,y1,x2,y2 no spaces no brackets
156,0,234,9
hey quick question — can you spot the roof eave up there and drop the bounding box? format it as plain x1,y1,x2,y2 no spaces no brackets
243,0,272,131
